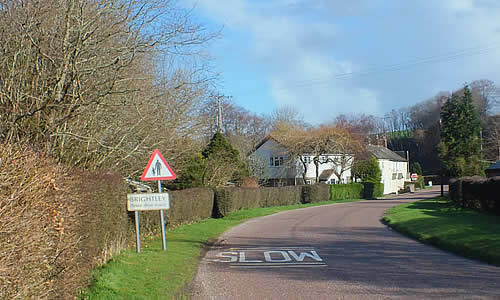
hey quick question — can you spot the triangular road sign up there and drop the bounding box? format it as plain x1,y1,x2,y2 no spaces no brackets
140,149,177,181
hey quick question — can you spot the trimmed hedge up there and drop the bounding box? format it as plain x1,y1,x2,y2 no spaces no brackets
213,186,302,217
449,176,500,215
301,184,331,204
362,182,384,199
138,187,214,232
0,145,130,299
330,183,363,200
260,186,302,207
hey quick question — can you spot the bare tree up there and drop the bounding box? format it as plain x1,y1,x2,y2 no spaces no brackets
0,0,219,178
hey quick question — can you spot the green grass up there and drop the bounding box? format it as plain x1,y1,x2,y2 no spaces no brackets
383,197,500,266
80,198,362,299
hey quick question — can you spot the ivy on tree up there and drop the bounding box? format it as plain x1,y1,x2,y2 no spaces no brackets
438,86,484,177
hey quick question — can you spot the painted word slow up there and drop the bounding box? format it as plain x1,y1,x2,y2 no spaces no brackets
212,248,326,268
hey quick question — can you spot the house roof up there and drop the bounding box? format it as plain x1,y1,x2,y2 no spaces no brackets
248,135,282,156
367,145,408,162
486,161,500,170
253,135,274,151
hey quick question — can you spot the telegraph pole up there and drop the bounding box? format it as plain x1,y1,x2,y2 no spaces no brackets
217,95,223,132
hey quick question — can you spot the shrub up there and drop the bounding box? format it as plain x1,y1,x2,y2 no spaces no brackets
330,183,363,200
362,182,384,199
416,176,425,189
352,157,381,183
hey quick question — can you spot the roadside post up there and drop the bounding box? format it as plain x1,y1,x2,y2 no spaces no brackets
127,149,176,253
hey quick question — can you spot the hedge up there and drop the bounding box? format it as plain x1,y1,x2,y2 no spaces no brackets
213,186,302,217
330,183,363,200
362,182,384,199
0,145,130,299
300,184,331,204
138,187,214,233
449,176,500,215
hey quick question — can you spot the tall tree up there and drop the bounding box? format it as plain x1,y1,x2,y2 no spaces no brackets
200,131,248,187
438,86,484,177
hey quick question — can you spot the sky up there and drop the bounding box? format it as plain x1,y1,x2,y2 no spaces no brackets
181,0,500,124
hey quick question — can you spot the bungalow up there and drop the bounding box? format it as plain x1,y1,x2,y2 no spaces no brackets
366,145,409,194
251,136,353,186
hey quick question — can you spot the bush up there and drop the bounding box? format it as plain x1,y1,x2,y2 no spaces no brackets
352,157,381,183
330,183,363,200
301,184,330,204
416,176,425,189
362,182,384,199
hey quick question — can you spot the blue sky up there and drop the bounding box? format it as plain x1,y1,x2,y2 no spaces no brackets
182,0,500,124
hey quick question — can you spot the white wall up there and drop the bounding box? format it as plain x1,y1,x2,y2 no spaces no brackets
298,155,352,184
378,159,408,194
254,139,353,184
254,139,293,179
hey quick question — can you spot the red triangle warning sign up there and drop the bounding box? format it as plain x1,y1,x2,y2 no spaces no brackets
140,149,177,181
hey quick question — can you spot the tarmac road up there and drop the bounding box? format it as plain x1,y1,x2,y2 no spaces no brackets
191,187,500,299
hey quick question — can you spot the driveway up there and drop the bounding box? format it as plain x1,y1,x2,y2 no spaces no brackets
191,187,500,299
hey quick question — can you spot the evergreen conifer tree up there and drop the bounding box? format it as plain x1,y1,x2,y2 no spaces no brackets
438,86,483,177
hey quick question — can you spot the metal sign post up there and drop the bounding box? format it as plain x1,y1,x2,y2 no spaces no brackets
158,180,167,251
128,149,176,254
135,211,141,253
127,193,170,253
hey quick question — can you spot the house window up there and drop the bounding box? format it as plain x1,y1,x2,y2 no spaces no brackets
392,173,397,180
302,155,311,164
270,156,284,167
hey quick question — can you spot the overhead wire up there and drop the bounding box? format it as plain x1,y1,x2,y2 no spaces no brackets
236,41,500,95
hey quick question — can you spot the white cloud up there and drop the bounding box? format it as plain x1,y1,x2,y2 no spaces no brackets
183,0,500,123
184,0,381,123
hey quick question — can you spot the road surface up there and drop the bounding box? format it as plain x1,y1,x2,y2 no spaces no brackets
191,187,500,299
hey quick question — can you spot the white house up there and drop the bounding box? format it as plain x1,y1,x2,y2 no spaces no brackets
252,136,353,186
366,145,409,194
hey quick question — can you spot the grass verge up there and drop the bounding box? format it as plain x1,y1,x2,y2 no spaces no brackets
383,197,500,266
80,198,362,299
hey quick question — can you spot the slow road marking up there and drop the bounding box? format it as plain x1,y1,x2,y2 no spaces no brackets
208,247,327,268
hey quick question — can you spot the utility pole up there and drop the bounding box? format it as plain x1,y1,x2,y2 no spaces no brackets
216,95,223,132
